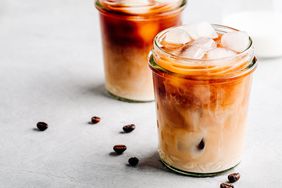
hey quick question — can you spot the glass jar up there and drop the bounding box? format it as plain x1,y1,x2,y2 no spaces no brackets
95,0,187,102
149,24,257,176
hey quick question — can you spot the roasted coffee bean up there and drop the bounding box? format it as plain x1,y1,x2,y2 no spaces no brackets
113,145,127,154
220,183,234,188
128,157,139,167
228,172,240,183
197,138,205,150
37,122,48,131
123,124,135,133
91,116,101,124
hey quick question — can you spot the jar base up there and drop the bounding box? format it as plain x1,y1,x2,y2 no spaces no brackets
160,158,240,177
106,90,154,103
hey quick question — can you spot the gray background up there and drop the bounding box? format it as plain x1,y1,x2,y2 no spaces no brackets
0,0,281,187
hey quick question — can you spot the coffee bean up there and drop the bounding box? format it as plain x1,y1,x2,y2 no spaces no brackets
220,183,234,188
123,124,135,133
228,172,240,183
128,157,139,167
37,122,48,131
113,145,127,154
91,116,101,124
197,138,205,150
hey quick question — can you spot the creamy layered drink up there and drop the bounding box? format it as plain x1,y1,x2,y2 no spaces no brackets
149,23,257,176
96,0,186,102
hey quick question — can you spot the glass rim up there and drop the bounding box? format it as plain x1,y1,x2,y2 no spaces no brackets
95,0,187,17
149,24,257,80
153,24,254,62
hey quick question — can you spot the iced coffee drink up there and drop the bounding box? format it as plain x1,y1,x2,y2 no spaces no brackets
96,0,186,102
149,23,257,176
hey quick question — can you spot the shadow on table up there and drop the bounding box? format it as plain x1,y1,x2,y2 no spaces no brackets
138,152,213,178
83,83,107,97
82,83,118,101
138,152,174,175
82,83,151,103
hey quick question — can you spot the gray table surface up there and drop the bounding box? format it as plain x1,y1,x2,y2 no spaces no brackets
1,0,282,187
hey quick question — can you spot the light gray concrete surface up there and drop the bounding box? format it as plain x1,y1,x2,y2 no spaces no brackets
0,0,282,187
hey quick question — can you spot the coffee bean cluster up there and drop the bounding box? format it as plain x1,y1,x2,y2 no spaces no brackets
34,116,243,186
220,172,240,188
111,123,138,166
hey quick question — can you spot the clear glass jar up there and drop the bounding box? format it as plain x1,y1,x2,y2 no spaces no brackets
95,0,187,102
149,24,257,176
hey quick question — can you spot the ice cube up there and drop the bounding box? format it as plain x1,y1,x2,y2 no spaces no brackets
155,0,179,3
183,22,218,40
221,31,250,52
207,48,237,59
119,0,151,6
181,45,206,59
163,28,191,46
118,0,152,14
191,37,217,51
